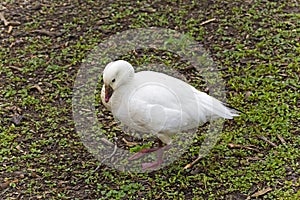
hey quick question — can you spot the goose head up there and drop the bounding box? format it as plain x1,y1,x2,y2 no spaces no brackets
102,60,134,103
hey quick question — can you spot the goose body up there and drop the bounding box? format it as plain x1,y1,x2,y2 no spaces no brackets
101,60,239,169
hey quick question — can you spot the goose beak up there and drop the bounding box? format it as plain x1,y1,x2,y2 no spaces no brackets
105,84,113,103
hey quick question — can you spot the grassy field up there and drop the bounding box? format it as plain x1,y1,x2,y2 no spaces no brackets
0,0,299,199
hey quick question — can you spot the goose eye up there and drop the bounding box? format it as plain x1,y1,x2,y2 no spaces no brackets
112,78,115,83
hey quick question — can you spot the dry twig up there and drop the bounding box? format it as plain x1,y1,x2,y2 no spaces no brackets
184,141,260,169
30,29,62,37
257,135,277,147
200,18,216,26
0,12,9,26
7,25,13,33
31,84,44,94
184,156,202,169
228,143,260,152
8,66,23,71
246,187,272,199
277,134,286,144
94,143,117,172
122,138,138,147
100,138,114,146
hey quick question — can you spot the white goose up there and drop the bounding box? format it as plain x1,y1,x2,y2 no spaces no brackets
101,60,239,170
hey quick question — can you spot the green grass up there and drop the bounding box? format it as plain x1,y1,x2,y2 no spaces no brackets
0,0,299,199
